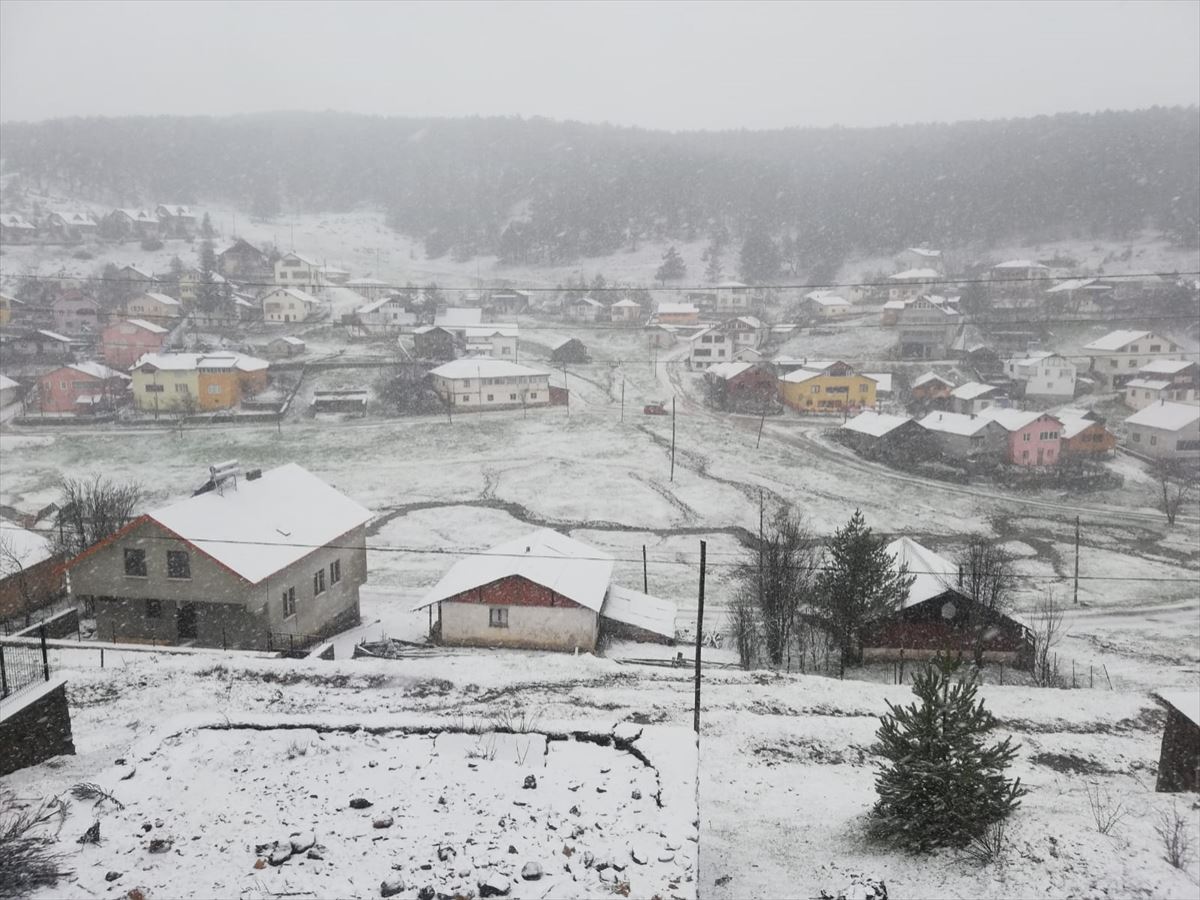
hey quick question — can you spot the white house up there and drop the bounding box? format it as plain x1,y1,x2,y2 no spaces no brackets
564,296,605,323
895,248,943,272
688,324,734,368
261,287,321,323
726,316,768,351
462,324,519,359
345,278,391,301
949,382,1005,415
412,529,676,651
804,294,853,318
1123,402,1200,461
1082,330,1184,389
887,269,941,302
610,297,643,324
1004,351,1076,399
434,307,484,339
714,282,754,314
355,296,416,333
1123,360,1199,410
274,252,325,293
428,358,550,410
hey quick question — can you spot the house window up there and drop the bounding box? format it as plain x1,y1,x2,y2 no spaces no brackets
166,550,191,579
1149,345,1161,352
461,395,469,402
486,394,494,402
501,346,511,355
124,548,147,576
1178,439,1200,452
810,386,820,394
207,384,221,395
529,393,537,399
489,607,509,628
1022,450,1029,460
1128,360,1137,368
1149,435,1157,446
145,384,164,393
510,394,517,401
1132,432,1141,442
1109,360,1118,368
330,559,341,585
282,587,296,618
313,569,326,595
1023,433,1031,442
59,380,68,390
145,598,162,618
860,384,868,392
175,383,189,393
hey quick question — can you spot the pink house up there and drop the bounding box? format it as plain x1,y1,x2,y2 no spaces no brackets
37,362,129,413
981,408,1063,466
101,318,169,370
51,291,104,337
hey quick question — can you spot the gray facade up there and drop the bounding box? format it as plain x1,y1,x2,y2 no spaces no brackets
438,602,598,652
71,518,366,649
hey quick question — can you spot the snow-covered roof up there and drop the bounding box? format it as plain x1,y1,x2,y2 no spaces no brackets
63,362,129,381
413,529,614,613
992,259,1048,270
843,410,911,438
428,359,547,380
0,374,18,391
882,299,907,310
978,407,1059,432
156,204,194,218
600,585,677,640
265,287,320,306
120,264,155,280
1125,402,1200,432
33,329,72,343
132,352,268,373
121,318,169,334
281,251,321,267
462,324,518,338
1158,690,1200,728
0,520,56,578
706,362,756,381
114,208,159,224
949,382,1000,400
1138,359,1193,376
144,463,371,585
912,371,953,389
1124,378,1172,392
734,315,765,328
357,296,404,314
570,296,605,308
656,303,699,315
716,281,748,289
1007,351,1057,364
1057,414,1103,440
889,268,940,281
904,247,942,258
611,298,641,308
142,292,181,307
434,308,484,327
1084,330,1151,352
2,214,36,229
808,294,850,307
918,411,999,437
886,537,958,608
863,373,893,394
1045,278,1110,294
273,336,306,346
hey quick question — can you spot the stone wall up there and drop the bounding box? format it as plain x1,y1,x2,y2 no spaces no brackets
0,677,75,777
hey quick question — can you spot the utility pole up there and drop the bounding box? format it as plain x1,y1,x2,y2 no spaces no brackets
756,398,768,449
1073,515,1081,605
562,364,569,418
693,540,707,734
642,545,648,593
620,377,625,423
670,396,676,482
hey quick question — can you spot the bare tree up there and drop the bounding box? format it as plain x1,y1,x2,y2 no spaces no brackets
54,476,143,558
727,589,760,670
1029,588,1067,687
1153,461,1198,526
0,532,47,627
948,536,1018,667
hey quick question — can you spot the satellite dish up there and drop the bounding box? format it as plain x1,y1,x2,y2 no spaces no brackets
941,601,957,621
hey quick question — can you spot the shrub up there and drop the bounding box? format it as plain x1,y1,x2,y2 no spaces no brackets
140,238,163,251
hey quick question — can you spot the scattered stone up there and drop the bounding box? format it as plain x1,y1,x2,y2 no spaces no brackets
521,861,543,881
478,874,512,897
437,795,446,806
508,844,518,854
291,832,316,853
380,875,406,897
582,850,594,868
523,774,537,790
115,758,126,766
269,844,293,866
437,845,456,862
818,877,888,900
569,805,580,816
78,821,101,844
417,888,435,900
631,790,642,800
658,851,675,863
567,782,581,792
307,847,324,861
349,797,373,810
600,868,614,883
141,823,153,833
600,767,611,774
372,816,394,829
630,844,649,865
126,889,146,900
368,760,378,768
105,871,121,882
253,858,267,870
154,819,164,829
147,838,172,854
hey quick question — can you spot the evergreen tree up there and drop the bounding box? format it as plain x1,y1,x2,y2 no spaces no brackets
655,245,686,284
739,224,782,283
195,239,221,312
872,658,1027,852
815,509,913,675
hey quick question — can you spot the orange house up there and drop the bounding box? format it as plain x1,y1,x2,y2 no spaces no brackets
1060,416,1116,457
197,355,269,410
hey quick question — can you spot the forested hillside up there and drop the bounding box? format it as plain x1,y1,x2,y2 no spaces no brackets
2,108,1196,274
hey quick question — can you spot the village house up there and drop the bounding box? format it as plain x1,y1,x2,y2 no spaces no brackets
894,247,944,273
274,251,325,293
949,381,1005,415
714,281,754,314
0,213,38,243
1057,410,1116,458
488,289,531,317
880,298,907,326
7,329,75,360
990,259,1050,296
155,204,196,238
428,358,551,411
1044,277,1115,314
1082,330,1185,390
0,292,23,326
862,537,1032,667
688,323,734,369
130,352,269,415
704,361,778,411
0,374,20,408
609,297,642,324
1123,402,1200,461
344,278,391,301
654,302,700,326
887,269,941,303
123,292,182,322
355,296,417,334
917,411,1008,461
840,410,920,455
1155,691,1200,793
895,294,961,358
233,294,260,322
779,360,877,413
644,323,678,348
116,264,158,292
550,338,590,365
178,269,229,307
1004,351,1077,400
0,519,63,622
413,529,676,651
260,286,321,323
267,336,306,358
803,294,853,319
67,462,370,649
50,291,104,337
101,319,169,370
412,326,459,361
563,295,606,323
1123,360,1200,410
725,316,768,352
218,239,271,281
37,362,129,414
45,210,98,242
462,324,519,359
979,408,1063,467
863,373,893,402
105,208,161,241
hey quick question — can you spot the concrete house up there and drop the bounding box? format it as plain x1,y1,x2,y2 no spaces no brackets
101,318,169,370
130,352,269,414
218,239,271,281
1004,352,1076,399
50,292,104,337
37,362,129,414
949,382,1005,415
0,213,38,244
155,204,197,238
434,307,484,337
1057,410,1116,458
725,316,768,352
714,282,753,314
67,463,370,649
688,324,734,368
704,361,778,411
779,361,877,412
267,336,306,358
917,411,1008,461
1123,402,1200,461
1123,360,1199,410
274,252,325,293
8,329,74,359
979,408,1063,467
488,289,531,317
0,519,63,622
1082,330,1184,390
895,248,943,272
804,294,853,318
428,358,551,411
887,269,941,302
609,297,642,324
261,286,320,323
45,210,98,242
654,303,700,326
896,294,961,358
355,296,417,334
123,292,182,322
564,296,605,323
413,529,676,651
462,324,519,359
909,372,955,404
106,208,161,241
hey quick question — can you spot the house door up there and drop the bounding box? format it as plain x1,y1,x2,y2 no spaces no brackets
177,603,198,641
1036,448,1044,465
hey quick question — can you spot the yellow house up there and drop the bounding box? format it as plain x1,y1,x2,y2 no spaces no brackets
124,292,182,322
130,352,269,414
779,360,876,412
0,292,21,326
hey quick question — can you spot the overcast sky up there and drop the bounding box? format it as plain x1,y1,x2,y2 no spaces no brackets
2,0,1197,129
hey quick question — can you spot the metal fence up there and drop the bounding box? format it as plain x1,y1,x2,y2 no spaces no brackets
0,628,52,700
266,631,324,657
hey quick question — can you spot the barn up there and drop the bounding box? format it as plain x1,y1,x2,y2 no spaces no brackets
1156,691,1200,792
413,530,676,652
860,537,1033,667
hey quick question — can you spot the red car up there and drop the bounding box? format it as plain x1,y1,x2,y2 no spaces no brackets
643,401,668,415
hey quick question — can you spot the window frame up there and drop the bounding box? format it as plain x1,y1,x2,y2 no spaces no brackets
489,607,509,629
166,550,191,580
124,547,148,577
